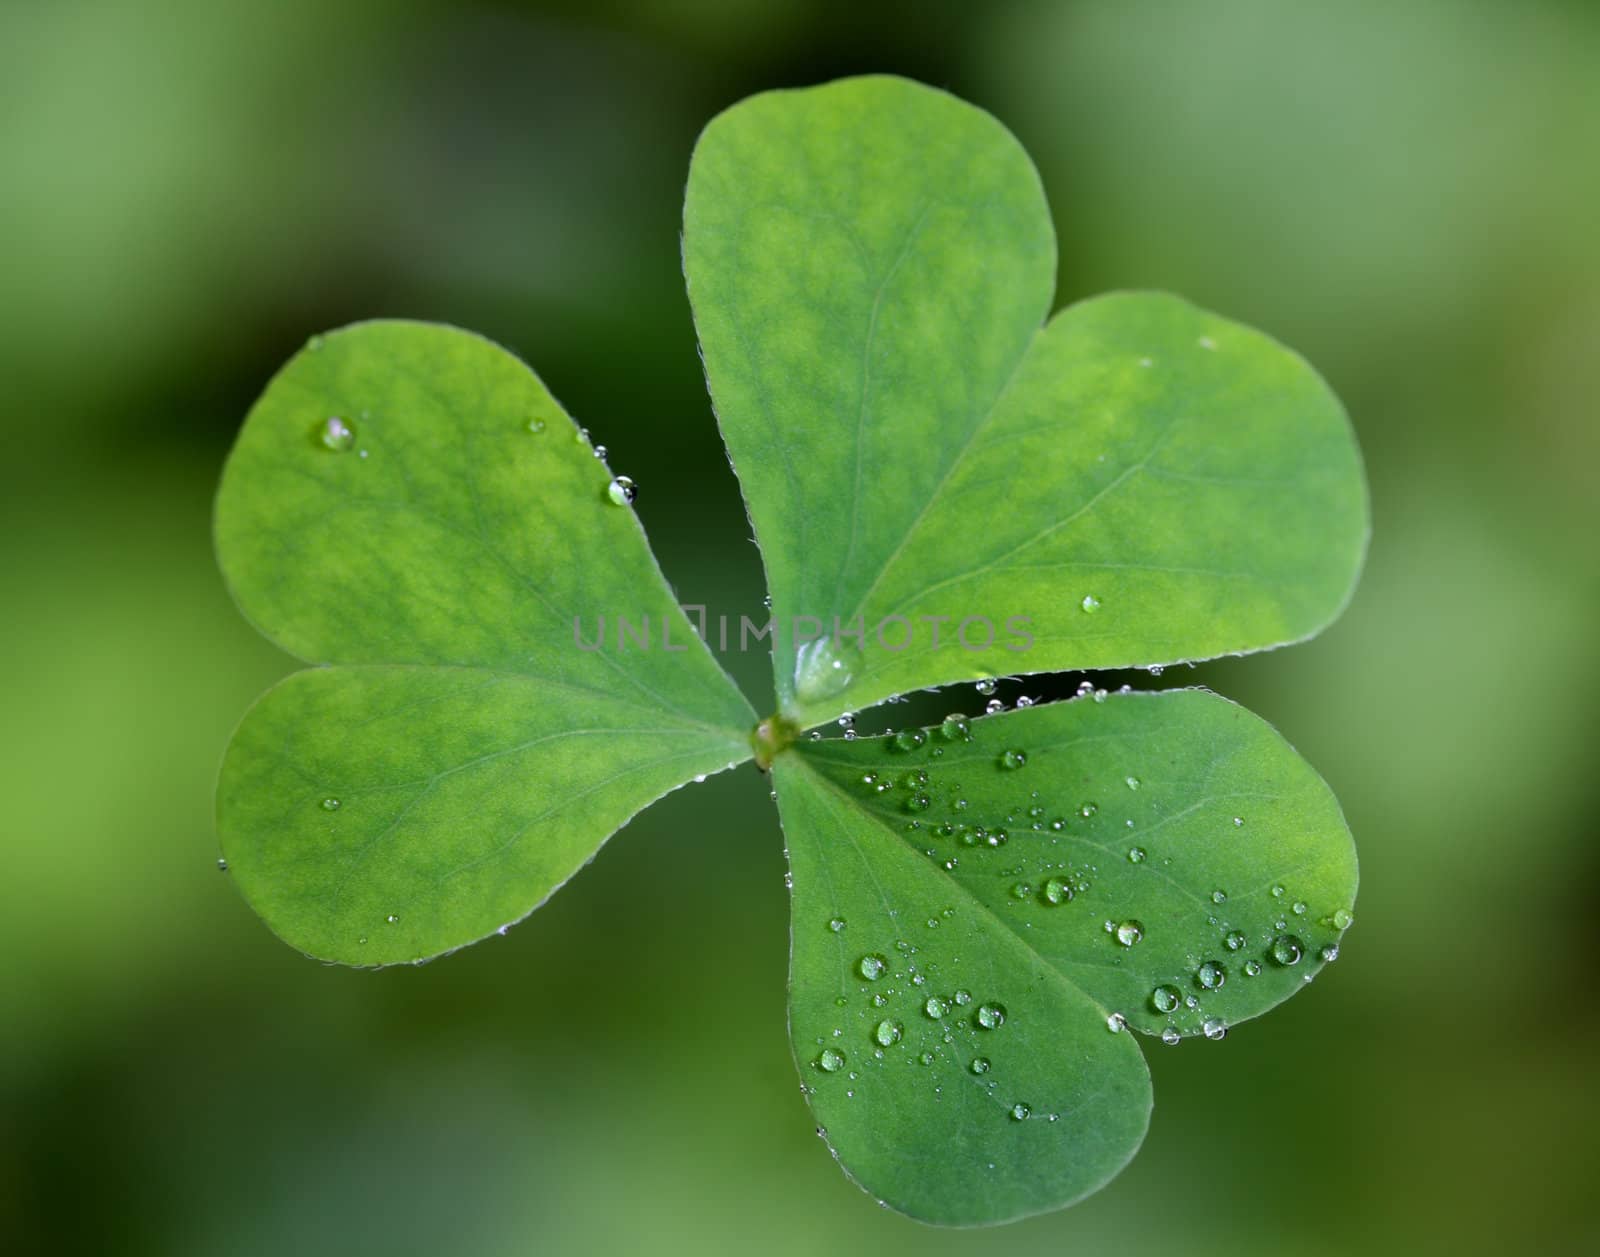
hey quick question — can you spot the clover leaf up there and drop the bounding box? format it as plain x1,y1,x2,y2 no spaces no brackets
214,321,755,965
780,690,1354,1223
214,75,1367,1224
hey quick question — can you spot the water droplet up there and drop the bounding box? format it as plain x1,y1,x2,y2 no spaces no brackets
1161,1027,1181,1045
1202,1017,1227,1040
385,913,399,924
893,729,927,752
795,637,862,704
1079,801,1098,818
1151,984,1181,1013
215,858,229,872
1128,846,1147,864
527,418,546,434
307,333,326,351
1232,816,1244,827
1125,776,1140,790
1041,877,1073,906
1015,695,1034,708
939,713,971,741
1080,594,1101,613
904,793,930,813
1244,960,1262,976
1271,884,1286,898
1320,944,1340,962
975,1002,1007,1030
1114,920,1145,947
953,989,972,1007
1196,960,1227,989
816,1048,845,1072
999,749,1027,770
1010,882,1033,900
919,1052,934,1066
1106,1012,1127,1033
1009,1102,1031,1121
320,797,341,812
1212,889,1227,904
975,678,997,696
605,475,636,505
1292,901,1308,916
970,1056,990,1075
984,698,1005,714
828,917,846,933
1225,930,1247,951
1332,908,1354,930
1270,935,1304,966
593,444,608,459
874,1019,903,1047
924,995,949,1018
858,954,888,980
318,416,356,452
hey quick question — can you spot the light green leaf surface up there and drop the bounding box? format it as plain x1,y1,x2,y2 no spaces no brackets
214,321,753,963
213,76,1368,1225
778,689,1354,1224
684,76,1368,727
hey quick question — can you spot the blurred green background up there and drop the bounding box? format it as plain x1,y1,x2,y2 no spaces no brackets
3,1,1597,1252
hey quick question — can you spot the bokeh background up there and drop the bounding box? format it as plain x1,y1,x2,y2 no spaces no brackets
3,1,1597,1253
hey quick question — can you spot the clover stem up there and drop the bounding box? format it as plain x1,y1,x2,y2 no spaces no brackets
751,714,801,771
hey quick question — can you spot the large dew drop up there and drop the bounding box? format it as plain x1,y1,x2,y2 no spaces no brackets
1271,935,1304,966
1041,877,1073,906
794,637,862,705
605,475,636,505
318,416,356,452
940,714,971,741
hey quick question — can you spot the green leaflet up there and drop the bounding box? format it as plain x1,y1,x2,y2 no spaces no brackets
779,689,1355,1224
214,321,752,963
684,77,1367,727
